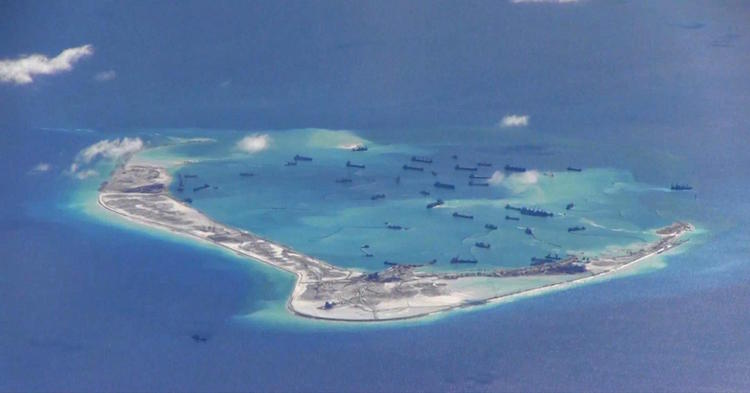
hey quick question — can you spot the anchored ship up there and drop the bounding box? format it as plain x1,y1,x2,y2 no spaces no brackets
335,178,352,184
403,164,424,172
450,257,478,264
239,172,254,177
485,223,498,230
193,184,210,192
411,156,433,164
477,162,492,167
455,165,478,172
426,199,444,209
475,242,490,249
285,161,297,166
506,204,554,217
419,190,430,196
294,154,313,161
452,212,474,219
670,184,693,191
504,164,526,173
434,181,456,190
567,166,582,172
568,226,586,232
469,174,491,180
346,161,365,169
469,181,489,187
371,194,386,200
505,215,520,221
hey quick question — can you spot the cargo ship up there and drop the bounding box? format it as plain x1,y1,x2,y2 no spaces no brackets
450,257,478,264
469,181,489,187
506,204,554,217
193,184,210,192
371,194,386,200
426,199,444,209
452,212,474,219
670,184,693,191
477,162,492,167
351,144,368,152
485,223,498,230
505,215,520,221
567,166,582,172
504,164,526,173
411,156,433,164
294,154,313,161
403,164,424,171
469,173,491,180
568,226,586,232
455,165,478,172
346,161,365,169
474,242,491,249
434,182,456,190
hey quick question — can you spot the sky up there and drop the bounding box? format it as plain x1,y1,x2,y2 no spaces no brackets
1,0,748,138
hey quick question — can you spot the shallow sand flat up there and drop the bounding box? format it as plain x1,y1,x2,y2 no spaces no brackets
98,163,693,322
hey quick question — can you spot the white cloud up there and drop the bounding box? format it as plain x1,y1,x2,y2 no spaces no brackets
67,137,143,179
488,171,505,185
511,0,578,3
499,114,529,128
94,70,116,82
29,162,51,174
513,170,540,185
236,133,271,153
0,44,94,85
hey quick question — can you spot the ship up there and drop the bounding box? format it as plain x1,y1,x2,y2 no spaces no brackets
386,223,405,230
431,171,438,176
239,172,254,177
371,193,386,200
452,212,474,219
403,164,424,172
524,227,534,236
504,164,526,173
567,166,582,172
469,173,491,180
193,184,210,192
477,162,492,167
384,259,437,267
530,255,562,266
566,203,574,210
506,204,554,217
451,154,458,160
475,242,491,249
450,257,478,264
284,161,297,166
455,165,478,172
434,181,456,190
411,156,433,164
335,178,352,184
469,181,489,187
346,161,365,169
294,154,313,161
426,199,444,209
485,223,498,230
351,144,368,152
670,184,693,191
568,226,586,232
505,215,520,221
419,190,431,196
183,197,193,204
183,174,198,178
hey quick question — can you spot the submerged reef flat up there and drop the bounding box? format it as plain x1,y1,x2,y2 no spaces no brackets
99,164,693,322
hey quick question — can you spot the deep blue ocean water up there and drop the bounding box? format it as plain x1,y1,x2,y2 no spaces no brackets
2,1,750,391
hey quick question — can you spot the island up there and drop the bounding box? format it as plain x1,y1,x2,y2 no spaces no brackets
99,164,693,322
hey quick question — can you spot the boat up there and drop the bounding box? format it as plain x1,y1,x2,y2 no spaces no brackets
419,190,430,196
403,164,424,171
455,165,478,172
450,257,478,264
670,184,693,191
426,199,444,209
431,171,438,176
524,227,534,236
566,203,574,210
568,226,586,232
469,181,489,187
485,224,498,230
505,215,520,221
477,162,492,167
294,154,313,161
434,182,455,190
284,161,297,166
386,223,404,230
469,174,491,180
451,154,458,160
475,242,490,249
351,144,368,152
346,161,365,169
504,164,526,173
371,194,386,200
411,156,433,164
239,172,254,177
193,184,210,192
335,178,352,184
452,212,474,219
567,166,582,172
383,261,399,266
183,197,193,204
